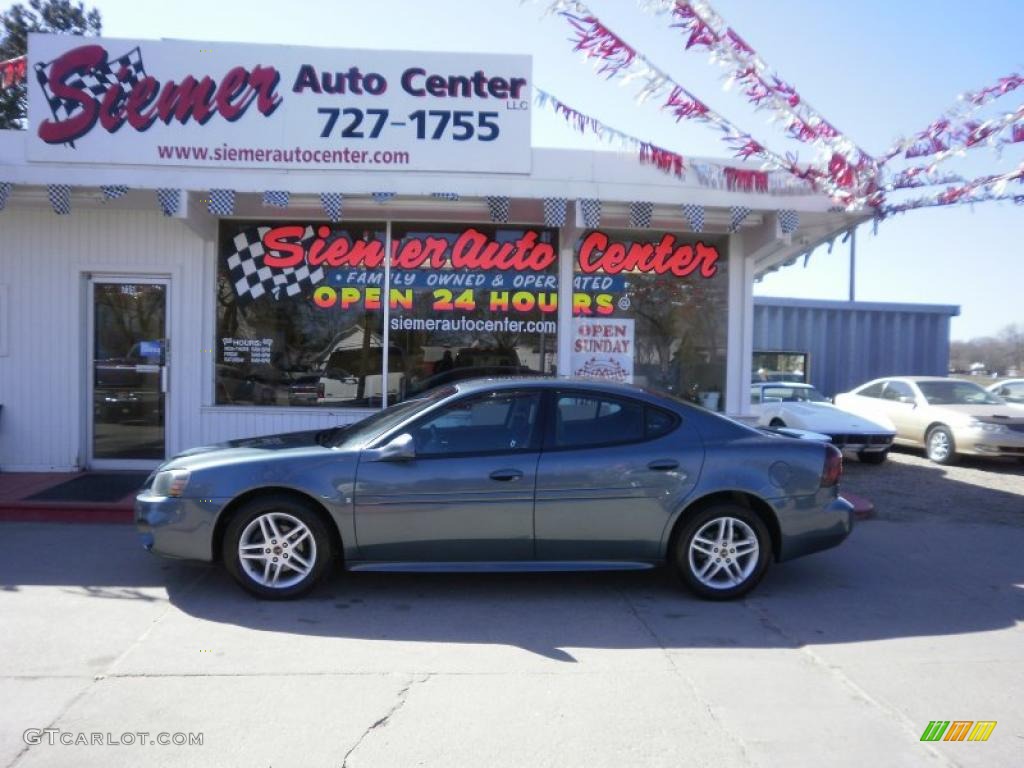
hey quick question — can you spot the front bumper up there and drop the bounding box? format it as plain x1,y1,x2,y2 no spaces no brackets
952,427,1024,458
827,432,895,453
135,492,226,562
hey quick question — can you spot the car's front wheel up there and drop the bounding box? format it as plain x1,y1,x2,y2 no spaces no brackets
222,495,334,599
858,449,889,465
674,505,771,600
925,425,957,465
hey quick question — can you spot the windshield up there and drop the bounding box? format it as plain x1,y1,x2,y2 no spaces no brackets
762,386,829,403
331,386,456,449
916,380,1003,406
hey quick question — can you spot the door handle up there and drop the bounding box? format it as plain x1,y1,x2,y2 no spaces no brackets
647,459,679,471
489,469,523,482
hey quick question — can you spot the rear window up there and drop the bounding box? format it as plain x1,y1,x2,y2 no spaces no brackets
554,393,677,448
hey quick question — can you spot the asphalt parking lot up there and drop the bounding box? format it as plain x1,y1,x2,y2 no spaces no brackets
1,450,1021,768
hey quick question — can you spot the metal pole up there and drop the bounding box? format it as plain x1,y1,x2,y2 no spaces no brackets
848,226,856,302
381,219,392,409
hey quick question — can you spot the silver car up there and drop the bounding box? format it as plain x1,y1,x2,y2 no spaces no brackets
136,379,853,601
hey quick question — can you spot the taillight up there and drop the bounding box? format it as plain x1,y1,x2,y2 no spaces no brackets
317,382,325,399
821,444,843,487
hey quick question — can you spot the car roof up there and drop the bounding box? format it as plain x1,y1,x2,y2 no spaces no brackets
451,376,658,399
753,381,815,388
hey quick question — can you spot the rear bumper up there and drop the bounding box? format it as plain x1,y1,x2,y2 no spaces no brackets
776,494,854,562
135,493,225,561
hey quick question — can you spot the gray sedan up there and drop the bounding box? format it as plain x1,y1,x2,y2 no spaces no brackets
136,378,853,600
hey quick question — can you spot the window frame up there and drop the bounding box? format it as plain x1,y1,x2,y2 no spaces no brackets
543,389,680,452
396,388,546,460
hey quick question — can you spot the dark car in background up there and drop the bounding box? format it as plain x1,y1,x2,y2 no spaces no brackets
137,378,853,601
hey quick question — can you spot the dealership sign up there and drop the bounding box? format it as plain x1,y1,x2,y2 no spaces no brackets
27,34,531,172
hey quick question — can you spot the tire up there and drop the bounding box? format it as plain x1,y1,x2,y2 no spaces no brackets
769,418,786,427
925,425,958,465
858,449,889,465
222,494,334,600
673,504,772,600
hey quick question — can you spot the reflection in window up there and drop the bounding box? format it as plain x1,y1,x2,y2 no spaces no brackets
555,394,645,448
409,391,541,456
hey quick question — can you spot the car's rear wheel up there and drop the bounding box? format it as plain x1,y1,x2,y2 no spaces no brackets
673,505,771,600
858,449,889,465
925,425,957,465
223,495,333,599
769,418,786,427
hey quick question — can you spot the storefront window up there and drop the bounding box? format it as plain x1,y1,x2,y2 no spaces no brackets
388,224,558,401
216,221,386,407
570,230,728,409
752,351,808,383
215,221,558,407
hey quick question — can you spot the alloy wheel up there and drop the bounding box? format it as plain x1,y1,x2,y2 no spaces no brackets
929,431,951,461
238,511,317,589
687,516,760,590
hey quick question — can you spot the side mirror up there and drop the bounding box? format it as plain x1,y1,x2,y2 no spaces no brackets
369,433,415,462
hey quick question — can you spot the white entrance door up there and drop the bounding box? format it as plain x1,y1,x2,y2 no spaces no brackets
88,277,170,469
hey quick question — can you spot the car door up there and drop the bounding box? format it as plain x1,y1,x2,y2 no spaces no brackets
353,389,542,561
878,380,920,441
534,390,703,561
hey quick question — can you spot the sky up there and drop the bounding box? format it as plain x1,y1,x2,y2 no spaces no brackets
17,0,1022,340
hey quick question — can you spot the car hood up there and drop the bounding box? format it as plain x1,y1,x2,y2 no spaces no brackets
924,404,1024,425
777,402,895,432
161,428,345,471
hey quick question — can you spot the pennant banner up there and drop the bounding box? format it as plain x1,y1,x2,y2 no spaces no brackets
0,55,26,89
208,189,235,216
372,192,396,204
778,209,800,235
320,192,343,223
542,197,568,228
156,188,180,217
263,190,289,208
630,201,654,228
0,182,11,212
681,203,704,233
578,198,601,228
48,184,71,215
729,206,751,232
486,196,510,223
430,192,460,201
100,185,128,201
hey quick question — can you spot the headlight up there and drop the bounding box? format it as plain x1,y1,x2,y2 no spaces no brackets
150,469,191,497
967,419,1007,434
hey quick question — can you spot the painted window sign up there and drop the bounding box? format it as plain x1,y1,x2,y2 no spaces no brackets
571,318,636,384
27,34,531,173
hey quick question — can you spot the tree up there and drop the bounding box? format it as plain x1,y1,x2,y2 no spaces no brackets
0,0,102,129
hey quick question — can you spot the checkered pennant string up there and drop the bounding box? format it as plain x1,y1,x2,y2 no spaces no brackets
630,201,654,229
681,204,704,233
778,209,800,236
34,47,146,147
100,185,129,202
208,189,235,216
48,184,71,215
320,192,343,222
0,183,11,212
372,192,396,204
156,188,181,217
227,225,326,304
263,190,290,208
542,198,568,228
486,196,510,223
729,206,751,233
430,192,460,201
577,198,601,228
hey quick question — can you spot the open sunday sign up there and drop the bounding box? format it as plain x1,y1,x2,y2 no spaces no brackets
27,34,532,173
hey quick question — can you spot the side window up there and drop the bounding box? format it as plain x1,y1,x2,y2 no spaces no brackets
645,407,678,439
881,381,914,401
1005,383,1024,402
554,393,645,448
750,388,761,405
409,391,541,457
858,381,885,398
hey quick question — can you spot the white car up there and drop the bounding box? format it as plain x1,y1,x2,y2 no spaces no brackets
750,382,896,464
988,379,1024,410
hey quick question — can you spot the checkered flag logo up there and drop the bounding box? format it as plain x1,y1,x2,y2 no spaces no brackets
48,184,71,215
372,192,396,204
542,197,567,228
431,192,460,201
208,189,235,216
630,201,653,229
263,190,290,208
486,196,510,223
100,185,129,201
321,193,343,222
577,198,601,228
156,188,180,217
227,225,325,304
0,182,11,212
778,209,800,235
682,204,704,233
729,206,751,233
34,47,146,147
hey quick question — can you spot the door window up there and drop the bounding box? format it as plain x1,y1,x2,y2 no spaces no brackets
881,381,915,402
408,390,541,457
1002,382,1024,402
553,393,648,448
857,381,885,398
